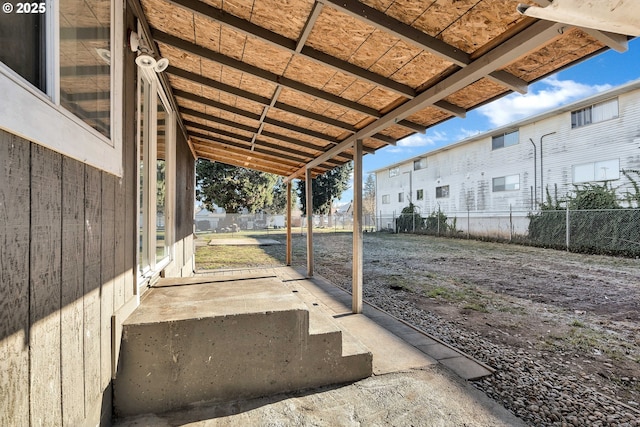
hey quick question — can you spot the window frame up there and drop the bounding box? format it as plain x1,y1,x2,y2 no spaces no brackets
413,158,427,171
492,174,520,192
491,129,519,150
381,194,390,204
0,0,123,176
435,185,449,199
389,167,399,177
571,98,619,129
137,68,176,285
416,189,424,200
572,158,620,183
398,192,404,203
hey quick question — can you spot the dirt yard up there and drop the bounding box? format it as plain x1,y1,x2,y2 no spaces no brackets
196,231,640,417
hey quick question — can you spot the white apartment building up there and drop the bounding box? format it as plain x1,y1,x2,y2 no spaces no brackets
374,80,640,234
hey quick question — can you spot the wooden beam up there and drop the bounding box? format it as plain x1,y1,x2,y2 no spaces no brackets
319,0,527,93
287,20,563,180
286,181,292,266
352,139,363,314
305,168,314,278
165,0,416,98
153,29,382,118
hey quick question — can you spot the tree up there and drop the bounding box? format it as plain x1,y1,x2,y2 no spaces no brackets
264,177,297,215
296,163,352,216
196,160,277,214
363,173,376,226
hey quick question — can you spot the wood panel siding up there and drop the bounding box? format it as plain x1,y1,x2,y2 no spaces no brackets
0,132,139,426
0,132,31,427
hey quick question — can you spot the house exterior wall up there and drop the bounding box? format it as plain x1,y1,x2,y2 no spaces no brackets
0,5,195,427
375,83,640,236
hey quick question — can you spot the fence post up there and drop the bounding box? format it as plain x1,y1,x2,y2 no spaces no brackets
412,209,415,233
467,209,470,239
565,207,570,251
437,206,440,236
509,204,513,242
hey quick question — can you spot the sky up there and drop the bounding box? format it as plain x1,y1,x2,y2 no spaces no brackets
336,37,640,205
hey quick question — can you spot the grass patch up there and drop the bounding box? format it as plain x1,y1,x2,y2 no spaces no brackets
462,302,489,313
195,243,285,269
425,286,453,299
570,319,585,328
385,275,414,292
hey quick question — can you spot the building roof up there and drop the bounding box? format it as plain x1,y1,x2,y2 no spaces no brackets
372,78,640,174
128,0,634,179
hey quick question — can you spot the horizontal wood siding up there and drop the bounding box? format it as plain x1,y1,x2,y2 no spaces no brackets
376,87,640,217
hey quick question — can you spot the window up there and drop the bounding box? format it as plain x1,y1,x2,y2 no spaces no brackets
0,0,122,175
382,195,390,204
398,192,404,203
414,158,427,170
60,0,112,138
436,185,449,198
389,167,399,177
0,3,46,90
493,175,520,192
571,98,618,128
573,159,620,183
492,130,519,150
138,71,174,279
416,189,424,200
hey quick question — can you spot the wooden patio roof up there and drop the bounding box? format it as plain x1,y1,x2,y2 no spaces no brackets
129,0,630,178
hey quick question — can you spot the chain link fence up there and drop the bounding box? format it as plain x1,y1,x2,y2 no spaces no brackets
195,212,356,233
195,208,640,256
375,208,640,257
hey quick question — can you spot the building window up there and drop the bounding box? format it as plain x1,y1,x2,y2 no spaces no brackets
571,98,618,128
416,189,424,200
0,5,46,90
436,185,449,198
573,159,620,183
414,158,427,170
493,175,520,192
0,0,121,175
398,192,404,203
492,130,519,150
389,167,399,177
382,194,390,204
60,0,112,138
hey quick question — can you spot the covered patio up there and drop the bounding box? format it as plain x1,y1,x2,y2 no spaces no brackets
114,266,517,425
126,0,632,314
116,0,635,420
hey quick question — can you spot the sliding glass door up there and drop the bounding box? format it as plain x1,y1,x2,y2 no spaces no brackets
137,72,173,285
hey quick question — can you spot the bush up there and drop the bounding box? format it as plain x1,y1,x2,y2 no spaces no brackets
528,181,640,256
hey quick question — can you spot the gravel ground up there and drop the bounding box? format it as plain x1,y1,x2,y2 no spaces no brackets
302,233,640,427
361,290,640,427
196,230,640,426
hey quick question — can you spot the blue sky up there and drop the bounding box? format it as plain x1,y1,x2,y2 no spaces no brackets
337,37,640,204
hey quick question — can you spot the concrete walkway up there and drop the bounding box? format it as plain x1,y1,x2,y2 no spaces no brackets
114,267,523,426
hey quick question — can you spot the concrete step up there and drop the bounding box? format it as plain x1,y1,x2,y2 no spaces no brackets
113,274,372,417
287,281,371,359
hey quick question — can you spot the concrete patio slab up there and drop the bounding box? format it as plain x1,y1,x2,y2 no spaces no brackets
114,367,524,427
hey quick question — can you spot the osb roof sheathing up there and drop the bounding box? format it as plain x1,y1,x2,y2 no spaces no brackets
130,0,621,177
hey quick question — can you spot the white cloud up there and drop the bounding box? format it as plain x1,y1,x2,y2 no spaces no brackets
385,130,449,153
477,76,612,127
456,128,483,140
